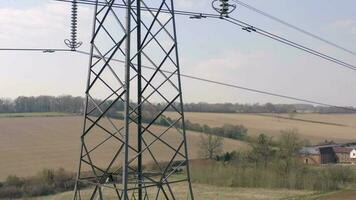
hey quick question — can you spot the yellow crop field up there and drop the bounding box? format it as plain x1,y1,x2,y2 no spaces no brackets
166,112,356,143
0,116,247,180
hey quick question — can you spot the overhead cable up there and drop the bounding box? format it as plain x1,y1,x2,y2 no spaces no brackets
231,0,356,56
53,0,356,71
75,50,356,112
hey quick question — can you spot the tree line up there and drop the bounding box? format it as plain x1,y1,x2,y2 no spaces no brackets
110,112,248,141
185,102,356,114
0,96,84,113
1,95,355,114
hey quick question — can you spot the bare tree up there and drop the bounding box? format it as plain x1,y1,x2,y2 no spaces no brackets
278,129,302,174
288,109,297,119
199,134,224,159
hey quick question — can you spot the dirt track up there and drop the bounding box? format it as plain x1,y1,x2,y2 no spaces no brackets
315,190,356,200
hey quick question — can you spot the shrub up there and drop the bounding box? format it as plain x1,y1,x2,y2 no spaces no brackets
23,184,56,197
53,168,76,191
5,175,23,187
0,186,22,198
0,168,77,199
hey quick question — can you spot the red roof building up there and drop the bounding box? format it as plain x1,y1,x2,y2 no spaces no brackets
333,147,356,164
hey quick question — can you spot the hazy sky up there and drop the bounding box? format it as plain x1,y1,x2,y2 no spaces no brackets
1,0,356,106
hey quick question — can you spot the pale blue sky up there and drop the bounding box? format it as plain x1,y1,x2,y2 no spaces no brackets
1,0,356,106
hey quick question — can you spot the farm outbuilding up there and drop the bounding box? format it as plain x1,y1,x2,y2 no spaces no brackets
299,143,356,165
299,147,321,164
319,146,337,164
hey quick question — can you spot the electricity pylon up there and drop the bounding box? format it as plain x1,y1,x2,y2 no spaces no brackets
73,0,194,199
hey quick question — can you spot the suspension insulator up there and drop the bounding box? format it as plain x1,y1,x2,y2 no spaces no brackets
212,0,237,17
65,0,82,51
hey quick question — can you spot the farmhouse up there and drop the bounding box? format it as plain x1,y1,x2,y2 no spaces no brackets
299,143,356,165
334,147,356,164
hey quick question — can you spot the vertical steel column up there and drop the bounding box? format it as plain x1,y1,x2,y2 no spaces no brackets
123,0,132,199
136,0,143,200
170,1,194,199
73,0,98,199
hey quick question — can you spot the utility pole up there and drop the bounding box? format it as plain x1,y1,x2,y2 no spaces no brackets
73,0,194,199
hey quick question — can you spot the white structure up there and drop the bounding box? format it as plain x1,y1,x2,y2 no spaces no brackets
350,149,356,159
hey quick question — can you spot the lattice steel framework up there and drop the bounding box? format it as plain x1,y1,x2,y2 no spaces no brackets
73,0,194,199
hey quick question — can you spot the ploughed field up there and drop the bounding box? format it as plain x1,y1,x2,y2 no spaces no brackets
166,112,356,143
0,116,247,180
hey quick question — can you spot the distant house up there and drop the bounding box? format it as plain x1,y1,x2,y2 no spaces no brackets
334,147,356,164
351,149,356,158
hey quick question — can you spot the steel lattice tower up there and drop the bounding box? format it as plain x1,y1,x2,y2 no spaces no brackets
73,0,194,199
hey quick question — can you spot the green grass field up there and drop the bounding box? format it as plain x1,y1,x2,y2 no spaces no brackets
26,187,356,200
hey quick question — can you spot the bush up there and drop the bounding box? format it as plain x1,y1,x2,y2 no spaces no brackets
5,175,23,187
23,184,56,197
53,168,76,191
0,186,22,199
0,168,77,199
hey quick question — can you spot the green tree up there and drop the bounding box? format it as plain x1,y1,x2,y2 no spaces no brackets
5,175,23,187
250,134,274,168
277,129,302,174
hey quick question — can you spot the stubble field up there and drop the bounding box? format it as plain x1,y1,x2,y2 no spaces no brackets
0,116,247,180
168,112,356,143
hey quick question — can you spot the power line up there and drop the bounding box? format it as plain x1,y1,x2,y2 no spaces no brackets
1,49,355,112
54,0,356,72
231,0,356,56
74,50,356,112
0,48,71,53
2,1,354,111
224,17,356,71
54,0,219,18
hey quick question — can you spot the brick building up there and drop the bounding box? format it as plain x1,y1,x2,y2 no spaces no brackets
333,147,356,164
299,147,321,164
